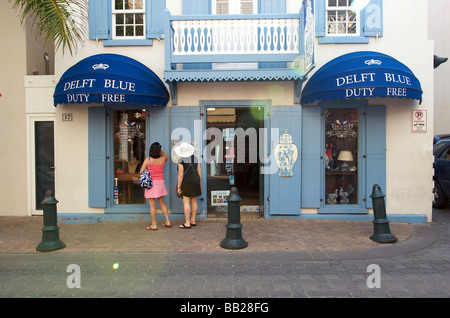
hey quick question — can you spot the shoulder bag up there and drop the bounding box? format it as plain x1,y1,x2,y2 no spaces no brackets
139,158,153,189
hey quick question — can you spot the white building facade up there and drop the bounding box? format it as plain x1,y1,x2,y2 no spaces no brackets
1,0,435,224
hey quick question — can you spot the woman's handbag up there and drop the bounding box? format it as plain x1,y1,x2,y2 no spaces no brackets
139,162,153,190
140,170,153,189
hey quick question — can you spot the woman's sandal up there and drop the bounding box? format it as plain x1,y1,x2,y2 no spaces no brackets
179,223,192,229
162,223,173,228
146,225,158,231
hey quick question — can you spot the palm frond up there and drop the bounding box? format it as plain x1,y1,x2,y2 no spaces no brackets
13,0,88,56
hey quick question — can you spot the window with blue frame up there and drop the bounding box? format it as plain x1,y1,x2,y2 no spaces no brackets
324,108,359,205
316,0,383,44
301,103,386,213
112,109,147,205
89,0,165,46
326,0,359,36
88,106,169,211
112,0,146,39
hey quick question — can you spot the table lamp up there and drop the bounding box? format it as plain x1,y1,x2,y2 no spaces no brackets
337,150,353,170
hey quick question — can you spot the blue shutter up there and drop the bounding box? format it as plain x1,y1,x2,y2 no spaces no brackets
259,0,286,69
169,106,205,214
89,0,109,40
315,0,326,37
146,0,166,39
183,0,211,14
88,107,107,207
182,0,211,70
269,106,301,215
301,106,322,208
259,0,286,13
363,0,383,37
149,107,170,208
365,106,386,208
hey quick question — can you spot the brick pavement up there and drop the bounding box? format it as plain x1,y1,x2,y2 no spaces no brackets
0,214,414,254
1,212,448,299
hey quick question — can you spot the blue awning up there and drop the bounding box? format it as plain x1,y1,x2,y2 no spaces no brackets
300,51,423,105
54,54,169,106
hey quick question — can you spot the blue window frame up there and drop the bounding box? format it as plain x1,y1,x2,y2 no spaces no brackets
182,0,286,15
301,101,386,213
315,0,383,44
88,0,166,46
88,106,169,213
180,0,287,70
321,103,365,213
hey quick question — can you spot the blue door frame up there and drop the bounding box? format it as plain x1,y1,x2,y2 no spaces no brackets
317,100,386,214
199,100,271,217
104,105,170,214
169,106,207,217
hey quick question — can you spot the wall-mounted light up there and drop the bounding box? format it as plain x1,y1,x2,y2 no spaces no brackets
434,55,448,69
44,53,50,75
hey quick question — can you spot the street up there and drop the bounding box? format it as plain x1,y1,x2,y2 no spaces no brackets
0,207,449,303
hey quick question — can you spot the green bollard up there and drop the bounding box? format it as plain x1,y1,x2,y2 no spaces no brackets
36,190,66,252
369,184,397,243
220,187,248,250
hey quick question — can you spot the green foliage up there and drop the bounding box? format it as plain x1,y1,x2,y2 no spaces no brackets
13,0,88,56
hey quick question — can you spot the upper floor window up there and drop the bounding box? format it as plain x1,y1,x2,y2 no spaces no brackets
326,0,359,36
112,0,146,39
211,0,258,70
316,0,383,44
213,0,257,15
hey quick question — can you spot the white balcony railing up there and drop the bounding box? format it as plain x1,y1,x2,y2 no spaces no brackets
171,17,300,56
163,5,315,105
164,11,305,67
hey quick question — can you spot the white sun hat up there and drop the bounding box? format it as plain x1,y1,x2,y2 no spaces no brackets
174,142,195,158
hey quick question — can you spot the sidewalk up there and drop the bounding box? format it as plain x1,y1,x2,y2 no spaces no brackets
0,214,432,259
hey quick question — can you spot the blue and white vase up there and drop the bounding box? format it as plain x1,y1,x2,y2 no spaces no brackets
274,129,298,177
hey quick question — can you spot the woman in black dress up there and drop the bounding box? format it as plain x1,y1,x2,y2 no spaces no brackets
176,143,201,229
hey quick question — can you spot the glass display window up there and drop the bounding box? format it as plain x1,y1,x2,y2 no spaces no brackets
113,109,146,205
324,108,358,205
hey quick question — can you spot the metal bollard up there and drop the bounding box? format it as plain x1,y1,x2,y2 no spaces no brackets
369,184,398,243
36,190,66,252
220,187,248,250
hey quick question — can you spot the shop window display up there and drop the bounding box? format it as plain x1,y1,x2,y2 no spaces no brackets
325,108,358,205
113,109,146,205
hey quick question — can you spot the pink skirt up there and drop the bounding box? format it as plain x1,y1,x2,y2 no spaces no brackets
144,180,168,199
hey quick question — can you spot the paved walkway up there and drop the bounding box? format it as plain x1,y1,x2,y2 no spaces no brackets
0,211,446,299
0,213,433,260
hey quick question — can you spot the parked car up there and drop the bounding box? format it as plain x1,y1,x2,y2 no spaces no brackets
433,139,450,208
433,134,450,144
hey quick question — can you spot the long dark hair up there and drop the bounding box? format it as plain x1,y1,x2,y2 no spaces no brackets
149,142,161,158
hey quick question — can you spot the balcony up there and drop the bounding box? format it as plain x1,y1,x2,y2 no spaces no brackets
163,4,315,104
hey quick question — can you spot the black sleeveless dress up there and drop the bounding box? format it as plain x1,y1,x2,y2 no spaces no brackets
178,155,201,197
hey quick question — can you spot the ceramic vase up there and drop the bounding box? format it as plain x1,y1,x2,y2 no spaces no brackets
274,129,298,177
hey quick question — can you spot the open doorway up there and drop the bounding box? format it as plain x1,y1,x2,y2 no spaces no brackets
206,107,264,215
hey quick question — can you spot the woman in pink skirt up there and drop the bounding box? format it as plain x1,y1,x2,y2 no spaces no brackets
140,142,171,230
